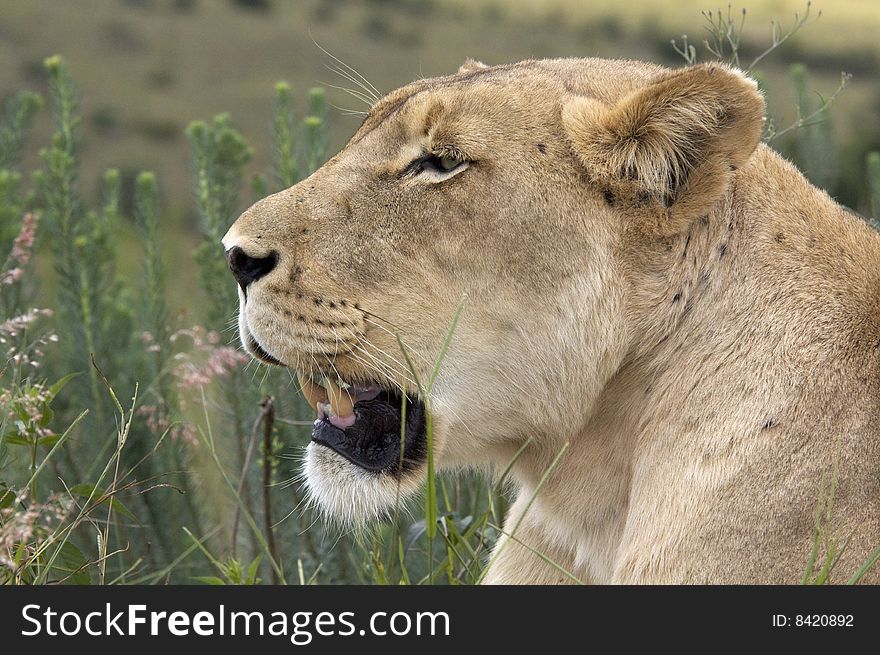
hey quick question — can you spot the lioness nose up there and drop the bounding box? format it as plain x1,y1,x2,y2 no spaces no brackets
226,246,277,292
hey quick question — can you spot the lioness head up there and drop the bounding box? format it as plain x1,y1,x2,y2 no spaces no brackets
222,58,764,524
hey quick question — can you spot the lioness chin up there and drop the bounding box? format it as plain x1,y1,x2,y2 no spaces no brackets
222,57,880,584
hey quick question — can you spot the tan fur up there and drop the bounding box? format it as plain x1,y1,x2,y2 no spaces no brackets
563,63,765,231
223,58,880,584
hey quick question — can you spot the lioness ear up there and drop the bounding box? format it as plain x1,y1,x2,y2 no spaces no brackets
563,63,765,224
458,58,488,74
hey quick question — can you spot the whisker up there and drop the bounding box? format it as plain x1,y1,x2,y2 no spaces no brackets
340,326,417,389
273,491,311,528
332,106,369,118
361,316,432,366
357,332,425,383
327,63,382,104
325,64,378,98
311,40,382,100
318,80,375,108
360,308,405,331
346,348,410,393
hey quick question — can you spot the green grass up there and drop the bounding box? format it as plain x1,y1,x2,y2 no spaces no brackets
3,1,878,227
2,2,880,586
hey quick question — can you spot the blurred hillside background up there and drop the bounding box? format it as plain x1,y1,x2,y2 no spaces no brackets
3,0,880,307
2,0,879,585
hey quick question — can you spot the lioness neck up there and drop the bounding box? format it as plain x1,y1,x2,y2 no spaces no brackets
630,143,880,372
503,144,880,583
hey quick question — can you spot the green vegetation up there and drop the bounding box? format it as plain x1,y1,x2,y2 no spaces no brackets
1,2,879,585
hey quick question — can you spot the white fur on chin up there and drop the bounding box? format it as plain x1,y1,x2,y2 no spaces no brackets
303,442,422,527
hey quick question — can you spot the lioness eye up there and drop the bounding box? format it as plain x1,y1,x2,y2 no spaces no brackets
408,152,467,179
437,155,460,172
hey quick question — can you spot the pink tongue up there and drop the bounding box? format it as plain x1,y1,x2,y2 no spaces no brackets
329,413,357,429
321,385,380,430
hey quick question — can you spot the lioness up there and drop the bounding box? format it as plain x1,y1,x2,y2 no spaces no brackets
222,58,880,584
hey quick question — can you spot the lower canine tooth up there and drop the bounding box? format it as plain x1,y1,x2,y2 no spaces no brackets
325,378,354,418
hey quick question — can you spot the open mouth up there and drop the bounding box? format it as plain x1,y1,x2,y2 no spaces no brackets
298,374,427,474
242,327,428,474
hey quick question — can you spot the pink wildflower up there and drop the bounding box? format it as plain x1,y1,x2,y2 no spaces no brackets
10,213,37,265
0,491,73,573
1,213,39,286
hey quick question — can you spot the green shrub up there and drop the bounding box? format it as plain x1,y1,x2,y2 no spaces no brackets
787,63,839,195
866,152,880,220
2,2,879,585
